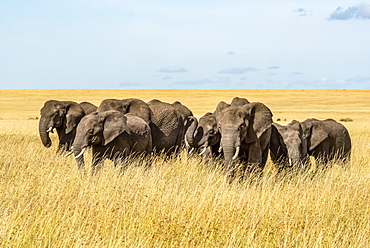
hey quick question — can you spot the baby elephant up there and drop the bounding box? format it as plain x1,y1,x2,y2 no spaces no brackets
270,120,309,172
72,110,152,173
185,113,221,159
300,118,351,164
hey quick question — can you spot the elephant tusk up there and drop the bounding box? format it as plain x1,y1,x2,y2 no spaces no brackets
199,146,208,156
46,127,53,133
218,146,223,153
74,148,86,159
289,158,292,167
64,150,74,157
232,147,240,160
184,136,190,148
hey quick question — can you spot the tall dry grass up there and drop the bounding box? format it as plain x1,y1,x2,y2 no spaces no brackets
1,90,370,247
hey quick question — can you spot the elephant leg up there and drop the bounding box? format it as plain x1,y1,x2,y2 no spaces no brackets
261,145,269,168
247,140,263,173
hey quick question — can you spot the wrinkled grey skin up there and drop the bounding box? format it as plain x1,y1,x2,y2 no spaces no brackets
73,110,152,173
97,98,151,124
230,96,250,106
171,101,194,148
147,99,193,155
185,113,221,159
215,97,273,181
270,120,309,172
39,100,97,152
300,118,351,164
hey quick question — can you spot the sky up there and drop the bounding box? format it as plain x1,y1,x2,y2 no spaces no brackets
0,0,369,89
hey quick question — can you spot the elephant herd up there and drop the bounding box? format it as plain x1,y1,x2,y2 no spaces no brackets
39,97,351,180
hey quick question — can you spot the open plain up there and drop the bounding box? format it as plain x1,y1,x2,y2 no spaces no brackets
1,89,370,247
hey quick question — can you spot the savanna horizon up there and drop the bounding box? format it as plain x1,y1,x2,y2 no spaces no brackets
1,89,370,247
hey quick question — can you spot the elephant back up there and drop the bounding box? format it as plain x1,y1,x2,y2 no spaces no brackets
98,98,151,124
148,99,182,154
125,98,152,124
79,102,98,115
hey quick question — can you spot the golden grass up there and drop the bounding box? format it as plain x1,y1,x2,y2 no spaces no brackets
1,89,370,247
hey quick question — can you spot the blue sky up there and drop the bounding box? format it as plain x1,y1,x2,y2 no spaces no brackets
1,1,369,89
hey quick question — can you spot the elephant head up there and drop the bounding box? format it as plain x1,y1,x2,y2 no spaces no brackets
185,113,220,157
300,118,330,153
73,110,128,168
270,120,308,171
39,100,85,149
230,97,250,106
97,98,151,124
215,99,273,173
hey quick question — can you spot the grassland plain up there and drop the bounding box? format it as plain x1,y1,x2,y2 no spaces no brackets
1,89,370,247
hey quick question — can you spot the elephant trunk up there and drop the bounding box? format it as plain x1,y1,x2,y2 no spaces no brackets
72,132,88,169
221,130,240,162
222,145,237,172
73,144,86,170
185,117,200,148
39,117,52,147
288,148,301,167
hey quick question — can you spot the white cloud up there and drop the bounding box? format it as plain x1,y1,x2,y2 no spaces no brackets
329,4,370,20
292,8,309,16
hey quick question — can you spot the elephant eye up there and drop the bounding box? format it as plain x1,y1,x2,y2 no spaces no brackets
238,124,245,130
209,130,214,135
89,129,94,135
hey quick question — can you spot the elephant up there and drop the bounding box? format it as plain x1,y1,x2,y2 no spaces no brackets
185,112,221,159
270,120,309,172
147,99,193,155
97,98,151,124
171,101,194,147
300,118,351,164
72,110,152,173
39,100,97,152
215,97,273,180
230,96,250,106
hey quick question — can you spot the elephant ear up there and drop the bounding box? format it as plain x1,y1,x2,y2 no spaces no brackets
270,123,286,162
125,98,152,124
243,102,273,143
65,103,85,134
214,101,231,120
308,121,329,151
101,111,127,146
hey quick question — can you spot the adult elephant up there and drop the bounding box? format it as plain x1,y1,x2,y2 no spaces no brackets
147,99,193,155
185,113,221,159
39,100,97,152
300,118,351,164
97,98,151,124
215,97,273,180
171,101,194,147
73,110,152,173
270,120,309,172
